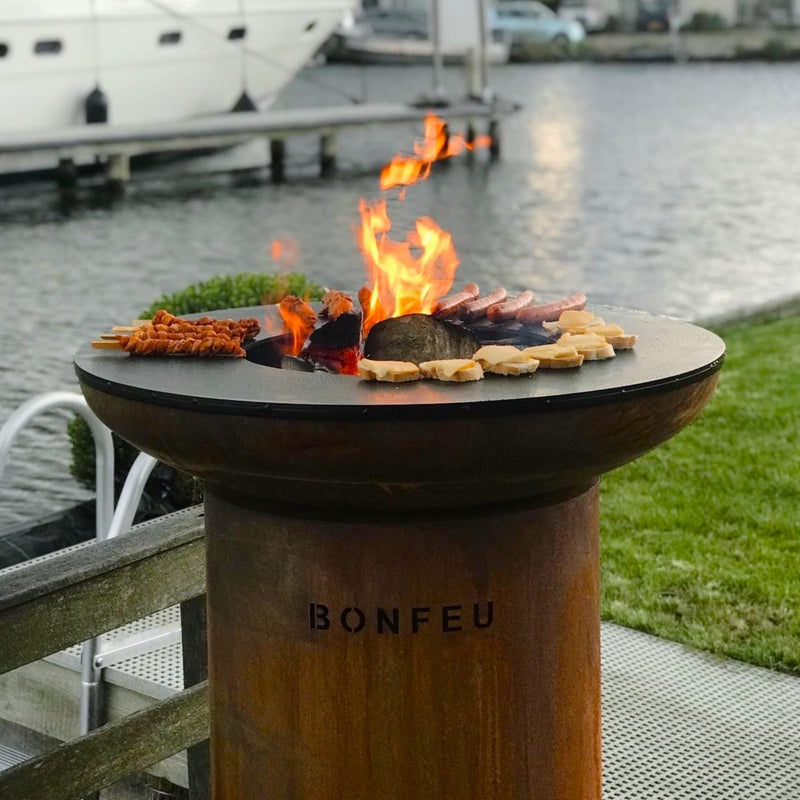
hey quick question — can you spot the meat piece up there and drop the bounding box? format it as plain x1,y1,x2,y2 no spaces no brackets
460,287,508,321
278,295,317,329
433,283,480,318
321,290,354,320
516,293,587,326
120,334,245,357
486,290,536,323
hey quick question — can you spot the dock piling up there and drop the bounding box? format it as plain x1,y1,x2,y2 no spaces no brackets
488,119,501,159
56,158,78,190
320,132,337,179
106,153,130,190
270,139,286,183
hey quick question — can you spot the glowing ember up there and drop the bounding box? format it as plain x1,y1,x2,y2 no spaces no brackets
358,199,459,337
380,114,492,190
278,295,317,356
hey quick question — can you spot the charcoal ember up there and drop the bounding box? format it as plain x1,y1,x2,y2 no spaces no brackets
364,313,479,364
308,311,361,350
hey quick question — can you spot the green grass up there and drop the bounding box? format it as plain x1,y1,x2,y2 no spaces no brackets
600,312,800,675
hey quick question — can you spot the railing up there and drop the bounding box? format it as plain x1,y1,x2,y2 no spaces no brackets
0,507,209,800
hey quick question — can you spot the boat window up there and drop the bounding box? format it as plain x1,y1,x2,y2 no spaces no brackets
228,26,247,40
304,20,318,32
34,40,63,55
159,31,182,46
0,43,8,58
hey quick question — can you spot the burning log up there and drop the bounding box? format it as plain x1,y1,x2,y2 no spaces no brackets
321,290,354,320
364,313,479,364
279,295,317,355
305,310,362,375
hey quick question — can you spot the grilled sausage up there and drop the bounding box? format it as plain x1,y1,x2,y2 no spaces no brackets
460,287,508,321
434,283,480,317
516,293,587,326
486,290,536,323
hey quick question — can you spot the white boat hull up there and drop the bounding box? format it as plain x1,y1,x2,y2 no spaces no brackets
0,1,354,134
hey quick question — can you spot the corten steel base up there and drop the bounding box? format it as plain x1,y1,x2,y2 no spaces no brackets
205,485,602,800
75,304,725,800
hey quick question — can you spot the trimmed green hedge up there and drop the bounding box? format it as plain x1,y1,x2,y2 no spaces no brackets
69,272,324,513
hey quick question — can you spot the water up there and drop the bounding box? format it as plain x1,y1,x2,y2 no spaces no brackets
2,62,800,529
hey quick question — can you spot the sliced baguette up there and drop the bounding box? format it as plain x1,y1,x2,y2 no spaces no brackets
419,359,484,382
523,344,584,369
486,358,539,376
358,359,421,383
557,333,615,361
472,345,529,368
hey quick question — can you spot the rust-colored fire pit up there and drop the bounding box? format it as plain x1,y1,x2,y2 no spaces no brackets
75,303,724,800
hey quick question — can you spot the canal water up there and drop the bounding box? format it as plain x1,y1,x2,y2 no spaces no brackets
2,61,800,530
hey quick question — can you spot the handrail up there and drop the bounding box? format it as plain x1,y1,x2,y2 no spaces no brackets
0,392,114,541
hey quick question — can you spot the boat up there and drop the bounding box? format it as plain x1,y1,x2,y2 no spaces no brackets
0,0,356,133
325,3,510,65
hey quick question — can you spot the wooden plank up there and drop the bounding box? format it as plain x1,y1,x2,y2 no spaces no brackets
0,509,206,675
181,596,210,800
0,659,189,786
0,681,208,800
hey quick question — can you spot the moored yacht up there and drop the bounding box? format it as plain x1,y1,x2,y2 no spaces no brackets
0,0,354,134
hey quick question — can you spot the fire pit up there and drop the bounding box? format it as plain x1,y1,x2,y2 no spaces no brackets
75,301,723,799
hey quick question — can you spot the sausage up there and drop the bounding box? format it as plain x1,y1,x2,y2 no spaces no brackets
516,293,587,326
460,287,508,321
486,290,536,323
434,283,480,317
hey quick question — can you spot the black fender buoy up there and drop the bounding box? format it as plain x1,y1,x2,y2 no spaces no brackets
232,91,257,113
85,85,109,124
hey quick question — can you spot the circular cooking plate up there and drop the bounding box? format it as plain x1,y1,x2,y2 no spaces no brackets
74,304,725,422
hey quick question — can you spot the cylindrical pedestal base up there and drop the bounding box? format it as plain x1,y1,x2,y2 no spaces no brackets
205,485,602,800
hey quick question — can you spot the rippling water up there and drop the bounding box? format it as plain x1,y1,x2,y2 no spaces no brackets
2,62,800,528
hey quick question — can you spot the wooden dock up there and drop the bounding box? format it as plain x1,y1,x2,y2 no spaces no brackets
0,100,516,188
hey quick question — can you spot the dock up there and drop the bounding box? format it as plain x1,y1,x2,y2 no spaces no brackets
0,100,516,188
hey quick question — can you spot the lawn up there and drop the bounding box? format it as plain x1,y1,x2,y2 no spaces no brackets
600,312,800,675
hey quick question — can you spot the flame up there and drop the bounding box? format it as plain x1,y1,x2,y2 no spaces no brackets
278,296,316,356
380,114,493,190
358,198,459,336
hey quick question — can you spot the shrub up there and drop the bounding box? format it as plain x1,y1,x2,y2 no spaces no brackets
70,272,325,516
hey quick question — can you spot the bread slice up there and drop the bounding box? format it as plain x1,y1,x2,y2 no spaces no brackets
543,310,604,335
523,344,584,369
358,358,421,383
472,345,530,368
584,323,637,350
486,359,539,376
419,359,484,382
557,333,615,361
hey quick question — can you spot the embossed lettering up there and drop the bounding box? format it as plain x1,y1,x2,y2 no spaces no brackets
473,601,494,629
377,607,400,634
309,603,330,630
442,605,462,632
411,606,430,633
341,606,366,633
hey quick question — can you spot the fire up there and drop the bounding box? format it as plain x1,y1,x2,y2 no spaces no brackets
358,199,459,337
358,113,485,336
278,296,316,356
380,114,492,190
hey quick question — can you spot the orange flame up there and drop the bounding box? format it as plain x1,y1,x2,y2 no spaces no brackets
358,198,459,336
380,114,492,190
278,296,317,356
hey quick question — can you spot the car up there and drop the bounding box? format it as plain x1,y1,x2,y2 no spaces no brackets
557,0,611,32
489,0,586,49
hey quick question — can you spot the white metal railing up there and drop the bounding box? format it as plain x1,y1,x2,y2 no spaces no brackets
0,392,167,737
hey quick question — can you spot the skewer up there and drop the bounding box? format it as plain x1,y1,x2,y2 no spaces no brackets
92,340,123,349
101,333,127,340
112,325,138,333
